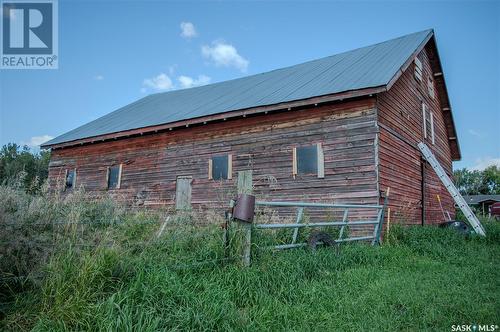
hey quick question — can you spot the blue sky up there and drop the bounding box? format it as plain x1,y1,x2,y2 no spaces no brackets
0,0,499,170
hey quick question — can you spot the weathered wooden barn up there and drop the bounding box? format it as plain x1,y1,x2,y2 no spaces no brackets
42,29,460,226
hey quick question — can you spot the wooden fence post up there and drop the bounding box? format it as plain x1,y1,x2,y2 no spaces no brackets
237,170,253,195
237,170,253,267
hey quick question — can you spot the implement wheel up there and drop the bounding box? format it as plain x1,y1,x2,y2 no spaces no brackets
308,232,336,250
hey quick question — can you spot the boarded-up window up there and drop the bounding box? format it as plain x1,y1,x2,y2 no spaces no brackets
427,77,435,99
211,155,232,180
176,176,192,210
65,169,76,189
107,164,122,189
414,57,423,82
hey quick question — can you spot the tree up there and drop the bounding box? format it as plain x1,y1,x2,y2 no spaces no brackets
453,165,500,195
0,143,50,192
481,165,500,194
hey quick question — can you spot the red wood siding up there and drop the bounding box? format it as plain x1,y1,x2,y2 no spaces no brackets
377,43,455,226
48,99,379,215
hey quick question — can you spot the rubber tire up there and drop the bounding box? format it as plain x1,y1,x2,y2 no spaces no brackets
438,221,470,235
308,231,335,250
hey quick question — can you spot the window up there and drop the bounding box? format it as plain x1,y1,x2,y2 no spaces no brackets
422,103,435,144
414,57,423,82
427,76,435,99
107,164,122,189
430,112,435,145
292,143,324,178
209,154,232,180
422,103,427,139
65,169,76,190
297,146,317,174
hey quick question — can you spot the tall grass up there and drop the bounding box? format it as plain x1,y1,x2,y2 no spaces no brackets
1,185,499,331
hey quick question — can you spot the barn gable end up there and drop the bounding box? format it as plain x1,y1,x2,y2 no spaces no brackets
377,38,456,225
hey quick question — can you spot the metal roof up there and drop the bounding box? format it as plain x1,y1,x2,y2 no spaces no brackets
463,195,500,205
43,29,433,147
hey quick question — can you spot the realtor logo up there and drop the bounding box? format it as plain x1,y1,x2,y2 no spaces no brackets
1,0,58,69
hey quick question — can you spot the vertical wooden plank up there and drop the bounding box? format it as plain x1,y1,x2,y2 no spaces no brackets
371,208,384,245
236,170,253,267
430,112,435,144
105,167,110,189
422,103,427,139
387,207,391,235
63,169,68,191
176,176,192,210
117,164,123,189
186,178,192,209
317,143,324,178
291,208,304,244
74,169,77,188
292,147,297,178
228,154,233,180
175,178,185,210
242,222,252,267
237,170,253,194
208,159,213,180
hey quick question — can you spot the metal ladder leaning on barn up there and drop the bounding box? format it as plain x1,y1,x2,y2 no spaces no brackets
418,142,486,236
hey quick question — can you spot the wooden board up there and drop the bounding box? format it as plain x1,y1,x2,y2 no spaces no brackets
175,176,192,210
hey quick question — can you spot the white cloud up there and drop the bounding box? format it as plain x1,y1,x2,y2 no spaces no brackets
470,157,500,171
468,129,484,138
94,75,104,80
142,72,210,92
180,22,197,39
178,75,211,89
22,135,54,148
202,41,249,72
143,73,174,91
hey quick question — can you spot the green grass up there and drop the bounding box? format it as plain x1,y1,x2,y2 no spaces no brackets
1,219,499,331
1,186,499,330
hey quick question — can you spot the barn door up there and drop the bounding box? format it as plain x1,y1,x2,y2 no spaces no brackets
176,176,192,210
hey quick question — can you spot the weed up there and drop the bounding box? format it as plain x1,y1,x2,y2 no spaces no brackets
1,185,499,331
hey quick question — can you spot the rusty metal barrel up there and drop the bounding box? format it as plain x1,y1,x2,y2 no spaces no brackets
233,194,256,223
